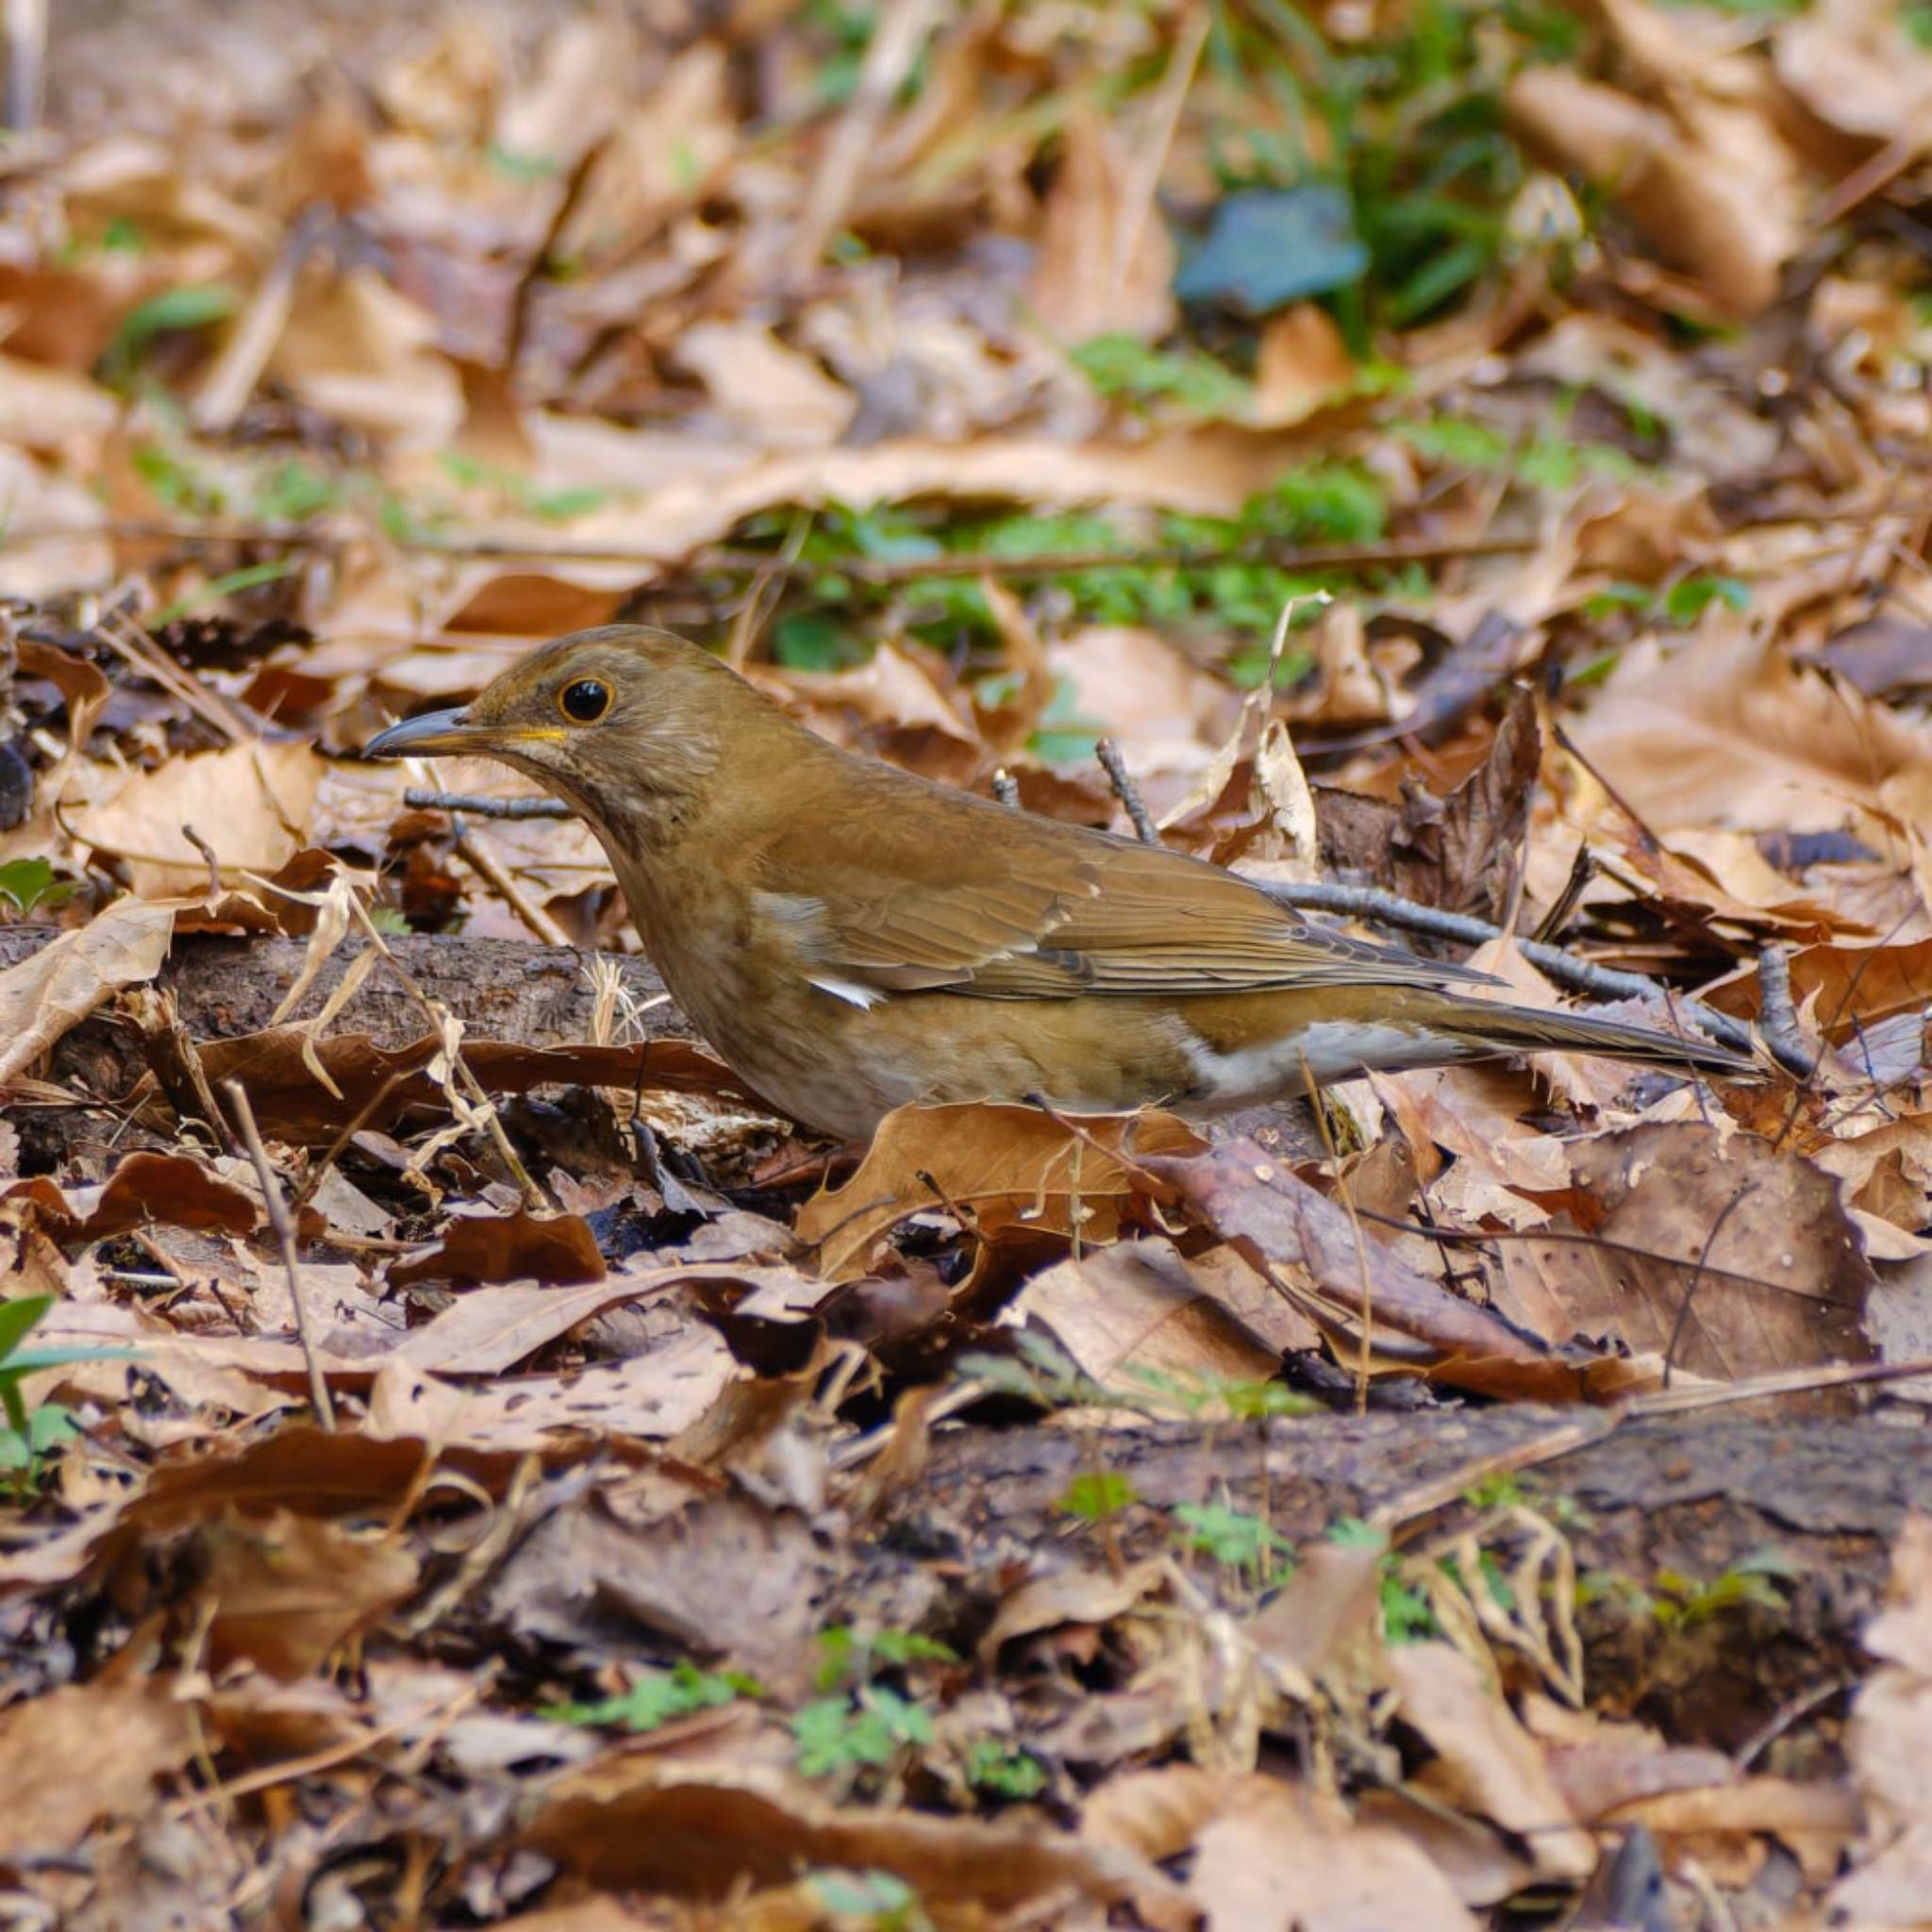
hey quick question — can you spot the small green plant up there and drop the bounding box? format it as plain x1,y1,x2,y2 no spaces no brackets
436,450,610,523
1582,573,1751,627
103,283,236,388
791,1625,956,1779
1462,1471,1527,1512
814,1626,958,1686
1327,1516,1438,1641
0,859,76,919
793,1682,936,1776
486,142,562,183
252,458,346,523
1579,1550,1798,1630
1070,334,1254,419
1649,1552,1798,1631
544,1659,762,1733
965,1737,1049,1800
130,440,229,517
958,1333,1139,1418
741,461,1391,698
1055,1469,1140,1523
150,559,298,627
1173,1499,1294,1587
0,1296,124,1488
1124,1364,1318,1421
807,1869,932,1931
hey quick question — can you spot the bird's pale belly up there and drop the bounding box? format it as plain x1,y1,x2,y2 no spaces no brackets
664,964,1461,1141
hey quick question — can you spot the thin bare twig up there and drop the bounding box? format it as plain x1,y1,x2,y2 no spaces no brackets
1259,878,1797,1074
1110,6,1209,305
404,789,571,821
1755,942,1807,1072
1095,737,1160,846
450,812,573,947
222,1078,336,1431
340,891,551,1212
1661,1182,1758,1391
192,206,327,435
787,0,943,277
3,0,46,132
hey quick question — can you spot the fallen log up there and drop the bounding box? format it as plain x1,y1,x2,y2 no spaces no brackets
853,1406,1932,1752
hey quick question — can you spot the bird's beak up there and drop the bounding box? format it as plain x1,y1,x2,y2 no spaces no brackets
364,708,484,759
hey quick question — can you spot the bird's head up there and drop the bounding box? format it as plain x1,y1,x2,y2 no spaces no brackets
365,625,761,837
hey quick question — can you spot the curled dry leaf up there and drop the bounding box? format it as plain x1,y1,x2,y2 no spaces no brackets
1505,62,1800,319
519,1768,1192,1927
1144,1136,1641,1401
1569,617,1932,862
71,741,329,899
1010,1238,1306,1405
389,1207,607,1289
796,1101,1203,1284
1384,1641,1598,1890
1829,1514,1932,1920
3,1150,258,1246
1188,1777,1480,1931
0,895,173,1086
484,1485,832,1697
198,1507,421,1680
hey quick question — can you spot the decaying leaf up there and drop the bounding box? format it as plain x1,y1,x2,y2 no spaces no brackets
0,897,173,1085
797,1103,1203,1283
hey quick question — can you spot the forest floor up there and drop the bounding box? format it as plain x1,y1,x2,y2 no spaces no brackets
2,2,1932,1926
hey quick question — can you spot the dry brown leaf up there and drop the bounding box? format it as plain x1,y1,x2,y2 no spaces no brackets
1506,60,1800,318
1028,98,1175,344
1569,617,1932,856
521,1767,1191,1925
484,1484,832,1696
1145,1137,1635,1400
1252,303,1355,426
1777,0,1932,146
4,1151,258,1246
1010,1238,1302,1402
1188,1778,1480,1930
978,1559,1170,1669
0,897,173,1086
72,741,327,897
796,1102,1203,1283
1385,1641,1598,1886
1247,1536,1388,1687
1499,1123,1874,1385
389,1208,608,1290
674,321,857,447
199,1507,421,1679
268,266,462,445
0,1674,197,1862
1081,1765,1228,1863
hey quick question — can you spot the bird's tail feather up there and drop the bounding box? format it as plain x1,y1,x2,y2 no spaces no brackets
1434,998,1757,1077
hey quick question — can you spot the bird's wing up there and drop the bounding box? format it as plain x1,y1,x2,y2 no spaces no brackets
756,806,1495,1003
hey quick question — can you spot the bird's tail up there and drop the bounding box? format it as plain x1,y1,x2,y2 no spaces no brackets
1427,996,1758,1078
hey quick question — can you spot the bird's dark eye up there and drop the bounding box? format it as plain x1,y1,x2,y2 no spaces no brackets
558,678,610,724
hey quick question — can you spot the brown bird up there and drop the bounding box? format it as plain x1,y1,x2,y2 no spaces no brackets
366,625,1755,1139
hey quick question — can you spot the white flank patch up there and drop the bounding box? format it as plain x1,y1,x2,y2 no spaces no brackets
1185,1019,1469,1105
808,974,884,1010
